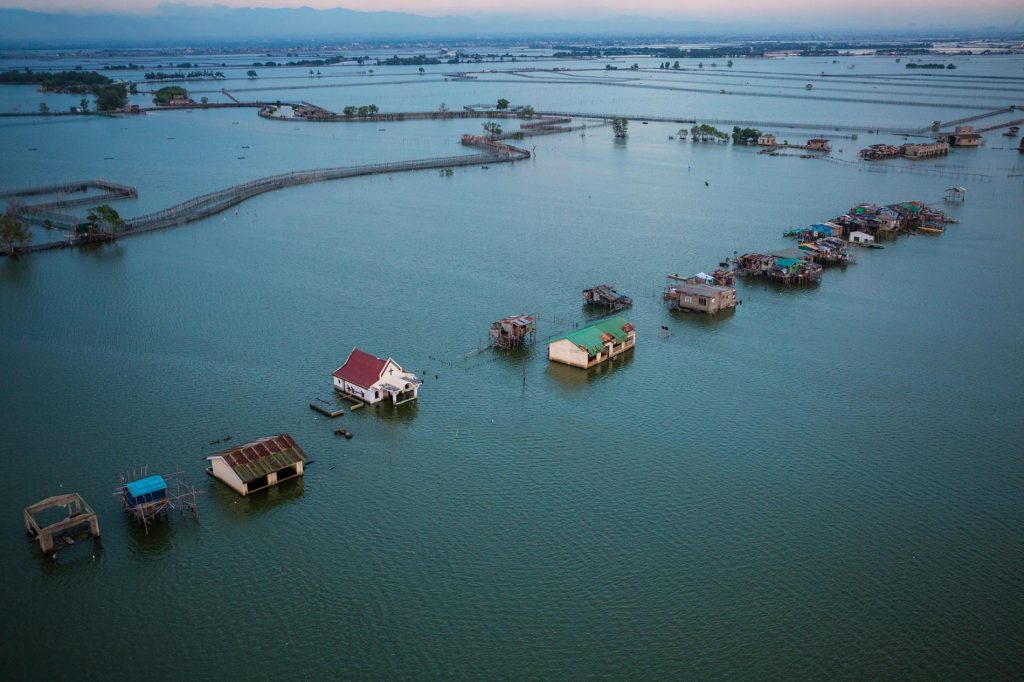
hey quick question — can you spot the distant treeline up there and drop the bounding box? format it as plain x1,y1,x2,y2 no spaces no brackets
251,55,345,68
554,46,760,59
380,54,441,66
553,41,935,59
0,68,111,92
906,63,956,69
145,70,225,81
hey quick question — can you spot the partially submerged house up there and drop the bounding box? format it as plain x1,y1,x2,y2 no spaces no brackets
806,138,831,152
583,284,632,311
490,314,536,349
903,141,950,158
664,281,738,315
207,434,308,497
945,125,981,147
332,348,421,406
849,231,875,245
757,133,777,146
23,493,101,555
548,316,635,369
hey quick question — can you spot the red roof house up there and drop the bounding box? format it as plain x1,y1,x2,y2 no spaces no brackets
332,348,420,406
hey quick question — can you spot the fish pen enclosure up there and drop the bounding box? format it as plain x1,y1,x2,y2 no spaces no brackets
583,284,633,311
116,469,200,532
23,493,101,555
490,314,536,349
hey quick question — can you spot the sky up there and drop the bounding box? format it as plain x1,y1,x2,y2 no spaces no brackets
1,0,1021,23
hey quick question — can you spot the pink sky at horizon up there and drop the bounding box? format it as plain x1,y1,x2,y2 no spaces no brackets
2,0,1022,22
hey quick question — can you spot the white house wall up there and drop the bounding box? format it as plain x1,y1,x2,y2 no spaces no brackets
210,458,247,496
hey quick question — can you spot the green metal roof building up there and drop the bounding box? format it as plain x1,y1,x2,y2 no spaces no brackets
548,315,636,369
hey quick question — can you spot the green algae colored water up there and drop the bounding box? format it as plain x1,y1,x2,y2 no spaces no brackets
1,53,1023,679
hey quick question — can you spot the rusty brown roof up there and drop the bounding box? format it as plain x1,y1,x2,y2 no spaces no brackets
209,434,308,484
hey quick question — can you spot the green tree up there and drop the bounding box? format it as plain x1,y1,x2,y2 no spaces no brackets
200,96,209,105
521,105,535,119
87,204,124,234
94,83,127,111
418,67,426,74
343,105,356,118
673,61,680,69
611,115,628,138
79,98,89,112
0,211,31,255
152,86,188,105
496,98,509,110
247,70,258,79
128,82,138,94
482,121,502,138
727,60,734,67
630,63,639,70
39,102,49,113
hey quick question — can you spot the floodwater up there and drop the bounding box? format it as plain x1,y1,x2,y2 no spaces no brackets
1,51,1023,678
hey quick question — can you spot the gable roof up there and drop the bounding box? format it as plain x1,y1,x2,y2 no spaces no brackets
333,348,389,389
208,434,308,483
550,315,634,355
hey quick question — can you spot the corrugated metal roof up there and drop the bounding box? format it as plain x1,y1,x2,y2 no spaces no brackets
678,283,733,296
333,348,388,389
209,434,308,483
549,315,634,355
125,475,167,497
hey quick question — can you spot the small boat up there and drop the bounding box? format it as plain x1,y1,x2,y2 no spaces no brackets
334,429,353,439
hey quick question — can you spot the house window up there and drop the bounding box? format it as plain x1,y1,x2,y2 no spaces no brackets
698,297,708,306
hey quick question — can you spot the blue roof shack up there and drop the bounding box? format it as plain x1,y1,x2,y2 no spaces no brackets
116,471,199,531
124,475,168,508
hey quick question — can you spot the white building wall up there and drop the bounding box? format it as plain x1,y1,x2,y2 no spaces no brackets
210,458,247,496
548,339,591,368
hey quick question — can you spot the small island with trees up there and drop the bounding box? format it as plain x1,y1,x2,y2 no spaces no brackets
152,86,191,105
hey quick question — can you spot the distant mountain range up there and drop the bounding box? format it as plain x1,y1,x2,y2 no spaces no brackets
0,3,1017,47
0,4,725,46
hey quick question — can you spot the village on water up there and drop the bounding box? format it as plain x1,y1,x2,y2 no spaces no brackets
1,27,1019,558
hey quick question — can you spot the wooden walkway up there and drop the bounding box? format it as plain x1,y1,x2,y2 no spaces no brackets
10,141,529,254
119,144,528,237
